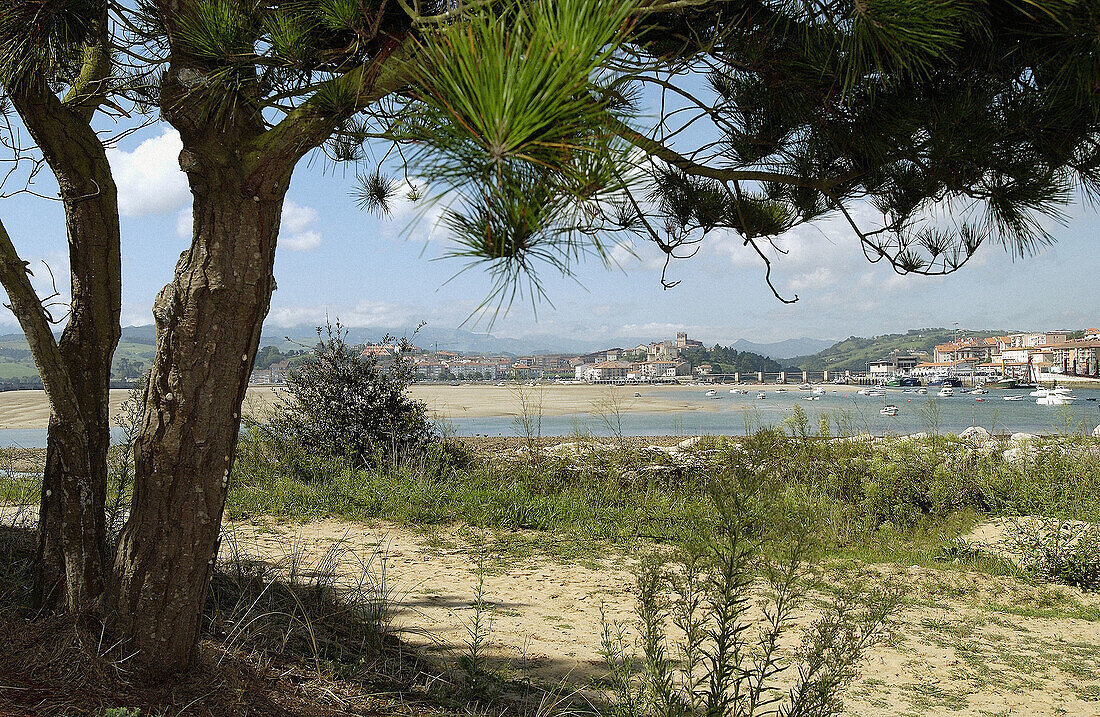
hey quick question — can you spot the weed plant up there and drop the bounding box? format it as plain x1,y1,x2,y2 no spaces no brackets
600,463,898,717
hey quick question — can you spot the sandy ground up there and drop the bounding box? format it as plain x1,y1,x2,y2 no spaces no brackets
218,517,1100,717
2,502,1099,715
0,384,865,429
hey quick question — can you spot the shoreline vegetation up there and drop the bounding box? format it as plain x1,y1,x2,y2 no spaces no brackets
3,421,1100,714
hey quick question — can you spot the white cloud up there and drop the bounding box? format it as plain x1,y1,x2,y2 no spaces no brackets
108,129,190,217
175,209,192,238
282,230,322,251
279,201,323,252
266,300,412,328
282,202,319,235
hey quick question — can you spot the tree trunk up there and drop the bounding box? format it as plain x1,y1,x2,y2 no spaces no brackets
33,194,120,611
109,161,285,674
5,85,122,613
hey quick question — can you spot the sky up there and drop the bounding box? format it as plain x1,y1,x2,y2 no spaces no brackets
2,121,1098,348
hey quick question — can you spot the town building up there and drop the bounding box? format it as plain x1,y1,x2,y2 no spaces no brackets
1049,339,1100,376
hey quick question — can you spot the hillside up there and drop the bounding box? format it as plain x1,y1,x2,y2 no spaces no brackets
0,328,159,387
792,328,1012,373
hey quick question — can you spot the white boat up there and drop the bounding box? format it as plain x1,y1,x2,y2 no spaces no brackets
916,388,928,395
798,383,813,391
802,395,821,401
1003,395,1025,401
1030,386,1072,398
730,388,748,394
865,390,884,397
880,405,898,416
1037,394,1076,406
857,388,872,395
756,391,767,399
812,386,826,395
705,389,718,398
938,387,954,397
969,388,988,395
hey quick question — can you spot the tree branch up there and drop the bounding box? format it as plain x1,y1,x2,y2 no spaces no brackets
0,219,84,427
250,34,420,173
613,117,858,191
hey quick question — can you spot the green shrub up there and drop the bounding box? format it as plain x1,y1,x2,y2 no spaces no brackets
265,321,437,468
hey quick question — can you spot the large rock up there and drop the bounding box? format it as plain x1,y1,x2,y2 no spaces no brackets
1011,432,1035,444
677,436,704,451
959,426,991,442
1094,424,1100,438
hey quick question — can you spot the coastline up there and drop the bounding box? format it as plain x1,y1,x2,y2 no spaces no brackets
0,381,1097,431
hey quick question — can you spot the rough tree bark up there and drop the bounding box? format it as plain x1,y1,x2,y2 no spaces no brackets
108,82,290,670
2,79,121,613
106,26,413,674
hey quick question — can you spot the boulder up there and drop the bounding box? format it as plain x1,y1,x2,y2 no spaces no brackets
1094,424,1100,438
959,426,991,442
543,442,583,457
1002,447,1023,464
1010,432,1035,444
677,436,705,451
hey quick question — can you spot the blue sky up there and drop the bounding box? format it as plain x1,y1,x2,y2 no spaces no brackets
2,121,1098,347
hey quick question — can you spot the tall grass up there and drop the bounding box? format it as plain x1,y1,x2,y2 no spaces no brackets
229,419,1100,566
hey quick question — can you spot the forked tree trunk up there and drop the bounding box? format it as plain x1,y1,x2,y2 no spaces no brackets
5,85,122,613
109,160,286,673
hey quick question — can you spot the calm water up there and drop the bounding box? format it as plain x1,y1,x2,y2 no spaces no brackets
1,388,1098,447
443,387,1100,438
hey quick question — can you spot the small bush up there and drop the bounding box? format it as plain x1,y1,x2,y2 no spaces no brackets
265,321,438,468
1009,518,1100,591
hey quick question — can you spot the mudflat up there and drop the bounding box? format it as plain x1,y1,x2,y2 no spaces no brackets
0,384,865,429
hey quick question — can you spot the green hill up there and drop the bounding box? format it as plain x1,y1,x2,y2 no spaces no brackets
0,329,159,387
792,328,1011,373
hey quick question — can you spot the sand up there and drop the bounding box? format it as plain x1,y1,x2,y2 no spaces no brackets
221,517,1100,717
0,384,864,430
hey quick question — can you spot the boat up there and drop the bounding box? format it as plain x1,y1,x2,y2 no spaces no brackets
802,395,821,401
730,388,748,394
705,389,718,397
756,391,767,399
865,390,884,397
775,388,788,392
938,387,954,397
634,392,641,397
1037,393,1077,406
798,383,812,391
916,388,928,395
857,388,872,395
969,387,988,395
812,386,826,395
1003,395,1025,401
880,404,898,416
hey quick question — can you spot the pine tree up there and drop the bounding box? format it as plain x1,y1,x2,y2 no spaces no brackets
2,0,1099,675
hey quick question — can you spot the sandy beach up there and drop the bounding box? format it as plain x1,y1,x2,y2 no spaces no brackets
0,383,866,430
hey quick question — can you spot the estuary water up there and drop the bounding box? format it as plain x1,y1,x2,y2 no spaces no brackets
442,387,1100,438
0,387,1098,447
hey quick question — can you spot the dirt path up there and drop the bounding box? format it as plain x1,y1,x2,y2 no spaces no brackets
226,518,1100,717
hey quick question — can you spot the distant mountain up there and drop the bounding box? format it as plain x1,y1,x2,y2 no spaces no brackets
257,324,613,355
725,337,835,360
791,327,1012,373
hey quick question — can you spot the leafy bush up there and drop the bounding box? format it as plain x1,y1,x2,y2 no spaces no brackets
266,322,438,467
1009,518,1100,591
